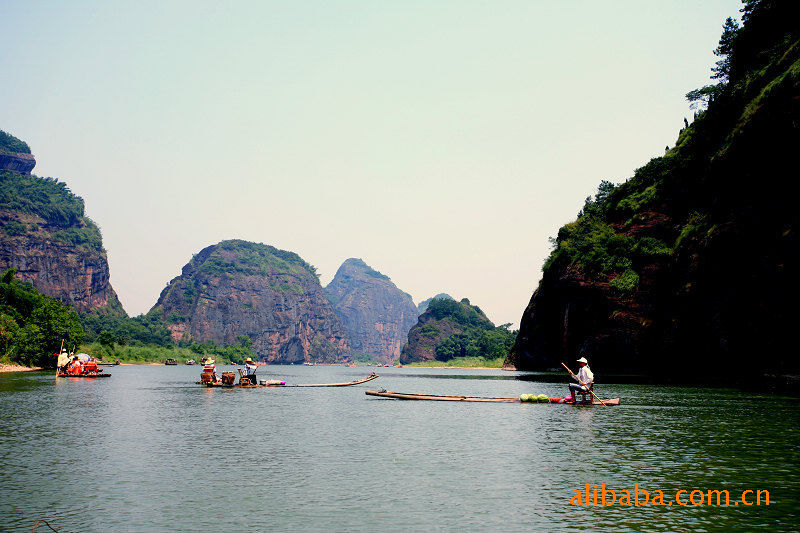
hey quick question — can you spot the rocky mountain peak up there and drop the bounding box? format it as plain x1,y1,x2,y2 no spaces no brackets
325,258,418,363
151,240,350,364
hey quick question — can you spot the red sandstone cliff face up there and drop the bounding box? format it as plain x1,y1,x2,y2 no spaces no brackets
324,258,419,363
509,209,674,373
0,152,35,174
151,240,351,364
0,211,124,314
0,145,124,315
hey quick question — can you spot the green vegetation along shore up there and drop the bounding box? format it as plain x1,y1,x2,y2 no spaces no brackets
0,268,83,368
403,355,506,368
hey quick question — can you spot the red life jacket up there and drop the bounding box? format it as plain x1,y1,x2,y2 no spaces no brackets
67,362,82,375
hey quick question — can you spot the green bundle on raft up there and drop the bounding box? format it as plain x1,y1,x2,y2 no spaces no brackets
519,394,551,403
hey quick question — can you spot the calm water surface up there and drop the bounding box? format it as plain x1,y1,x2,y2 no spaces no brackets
1,365,798,532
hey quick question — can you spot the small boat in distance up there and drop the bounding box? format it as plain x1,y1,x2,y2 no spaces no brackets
185,359,196,365
165,358,178,365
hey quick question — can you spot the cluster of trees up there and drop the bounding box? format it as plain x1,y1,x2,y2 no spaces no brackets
0,129,31,154
434,326,516,362
83,311,257,364
185,336,256,365
421,298,517,362
196,240,319,281
686,0,797,109
0,171,88,228
0,269,83,367
426,298,493,329
81,310,173,346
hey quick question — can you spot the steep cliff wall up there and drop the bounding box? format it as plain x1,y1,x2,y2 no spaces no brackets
507,3,800,382
325,258,418,363
0,132,124,315
151,240,351,363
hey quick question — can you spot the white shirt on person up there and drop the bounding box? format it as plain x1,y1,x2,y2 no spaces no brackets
244,362,258,376
576,365,594,386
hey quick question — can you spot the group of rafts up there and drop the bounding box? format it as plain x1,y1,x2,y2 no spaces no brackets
197,358,621,406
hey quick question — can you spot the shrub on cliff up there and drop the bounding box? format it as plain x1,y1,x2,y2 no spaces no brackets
0,268,83,367
0,130,31,154
195,240,320,281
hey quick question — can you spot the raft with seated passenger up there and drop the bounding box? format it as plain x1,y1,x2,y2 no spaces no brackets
365,389,620,405
57,357,110,378
199,372,380,388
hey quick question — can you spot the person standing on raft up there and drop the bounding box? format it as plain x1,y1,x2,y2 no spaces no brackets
56,349,70,373
569,357,594,401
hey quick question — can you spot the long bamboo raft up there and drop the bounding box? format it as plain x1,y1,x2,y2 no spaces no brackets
201,373,379,388
365,389,620,405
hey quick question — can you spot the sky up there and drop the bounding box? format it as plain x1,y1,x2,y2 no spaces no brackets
0,0,742,327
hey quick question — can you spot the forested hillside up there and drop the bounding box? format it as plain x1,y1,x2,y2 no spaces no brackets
507,0,800,385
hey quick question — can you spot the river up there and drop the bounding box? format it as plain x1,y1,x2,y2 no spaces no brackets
1,365,798,532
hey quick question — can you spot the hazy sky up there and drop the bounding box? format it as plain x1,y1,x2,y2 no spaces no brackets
1,0,741,326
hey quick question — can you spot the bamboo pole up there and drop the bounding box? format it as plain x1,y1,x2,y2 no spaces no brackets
55,339,64,377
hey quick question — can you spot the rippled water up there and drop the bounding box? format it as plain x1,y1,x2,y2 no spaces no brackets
1,365,798,532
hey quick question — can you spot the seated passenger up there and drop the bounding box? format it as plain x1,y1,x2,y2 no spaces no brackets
243,357,258,384
201,358,217,383
67,356,83,375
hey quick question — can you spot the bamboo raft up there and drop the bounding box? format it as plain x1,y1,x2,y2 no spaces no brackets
365,389,620,405
200,373,379,388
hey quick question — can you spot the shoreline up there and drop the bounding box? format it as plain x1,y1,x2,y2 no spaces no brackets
0,364,42,373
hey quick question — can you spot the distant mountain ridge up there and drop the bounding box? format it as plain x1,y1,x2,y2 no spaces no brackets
151,239,351,364
325,258,418,363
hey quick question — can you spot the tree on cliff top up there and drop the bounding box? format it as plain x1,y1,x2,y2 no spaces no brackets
0,130,31,154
